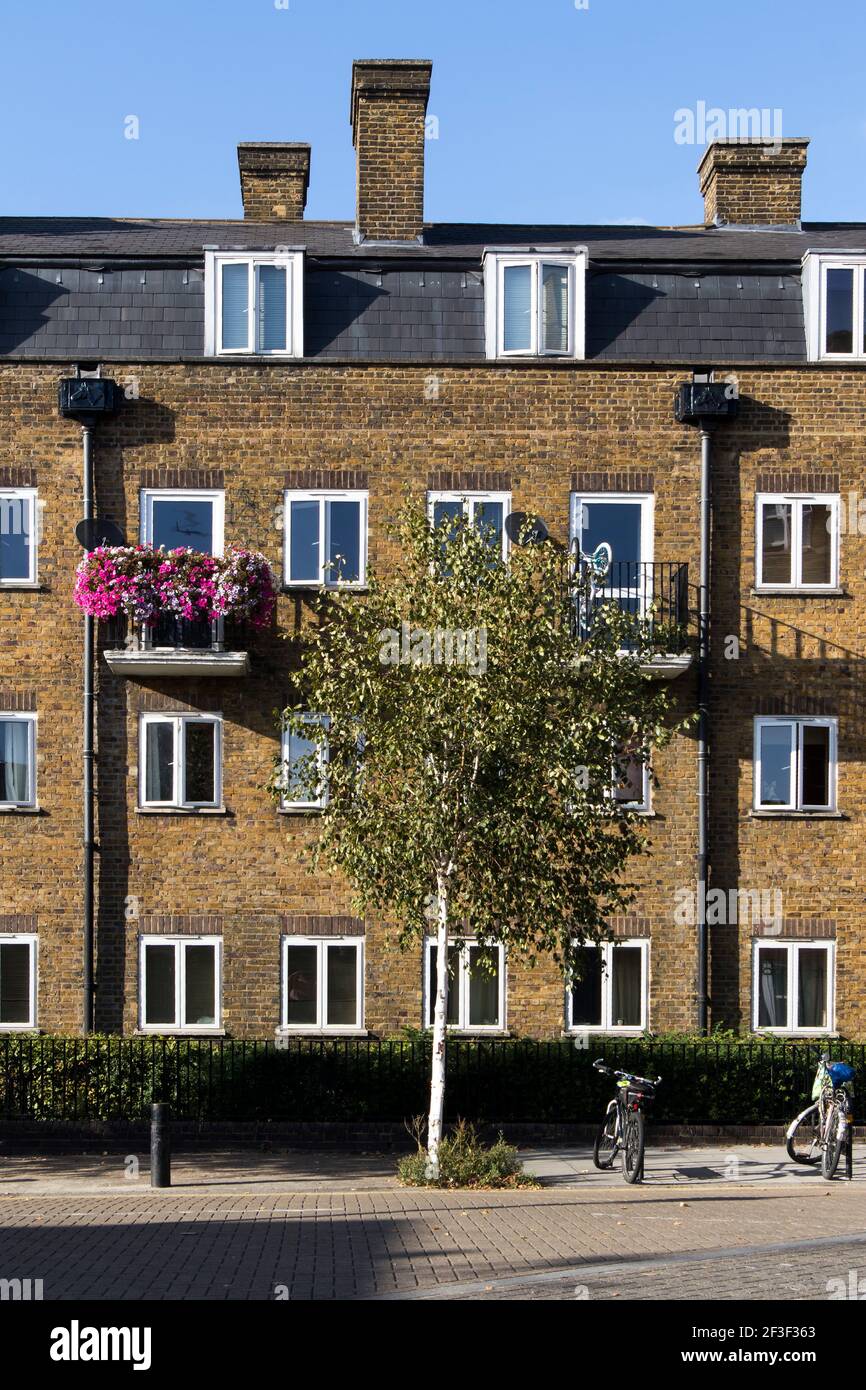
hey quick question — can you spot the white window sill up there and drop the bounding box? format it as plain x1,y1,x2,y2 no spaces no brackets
276,1029,368,1039
0,1024,38,1033
0,804,40,814
134,1028,226,1037
749,809,844,820
431,1029,510,1038
755,1029,838,1039
135,806,229,816
751,586,845,597
564,1028,645,1037
278,806,325,815
282,584,368,594
0,581,41,591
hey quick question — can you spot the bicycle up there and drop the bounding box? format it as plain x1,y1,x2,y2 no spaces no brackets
785,1053,855,1180
591,1058,661,1184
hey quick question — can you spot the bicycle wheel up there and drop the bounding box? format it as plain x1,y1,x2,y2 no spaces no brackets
621,1109,645,1184
822,1106,844,1180
786,1105,822,1165
593,1109,618,1169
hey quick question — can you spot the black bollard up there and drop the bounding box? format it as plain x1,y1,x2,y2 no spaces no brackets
150,1102,171,1188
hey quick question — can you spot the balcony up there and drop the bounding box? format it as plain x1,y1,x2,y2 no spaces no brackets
575,562,693,680
103,616,250,678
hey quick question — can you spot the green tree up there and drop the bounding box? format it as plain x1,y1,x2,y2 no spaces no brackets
274,503,683,1178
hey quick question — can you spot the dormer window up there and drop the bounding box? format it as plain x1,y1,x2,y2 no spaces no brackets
484,251,586,359
205,251,304,357
802,252,866,361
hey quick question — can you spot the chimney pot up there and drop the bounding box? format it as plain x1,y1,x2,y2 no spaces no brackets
697,137,809,227
350,58,432,243
237,142,311,220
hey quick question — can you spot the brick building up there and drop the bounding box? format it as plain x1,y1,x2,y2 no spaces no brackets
0,59,863,1041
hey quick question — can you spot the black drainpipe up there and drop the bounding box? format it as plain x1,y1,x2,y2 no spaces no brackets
696,424,711,1035
81,421,96,1035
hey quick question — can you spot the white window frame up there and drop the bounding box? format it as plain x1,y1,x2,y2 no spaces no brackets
566,939,649,1035
283,490,368,589
752,940,835,1036
753,716,837,812
0,711,36,809
424,938,506,1034
483,249,587,359
426,491,512,563
0,488,38,587
279,936,365,1034
612,750,651,812
138,935,222,1034
280,714,329,810
139,713,222,810
204,250,304,358
755,492,839,591
0,934,37,1031
803,251,866,362
140,488,225,557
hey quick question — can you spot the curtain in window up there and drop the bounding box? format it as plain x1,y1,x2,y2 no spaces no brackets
502,265,532,351
184,722,216,804
761,503,792,584
0,495,32,580
257,265,287,352
542,264,569,352
184,944,216,1027
758,948,788,1027
145,722,175,803
221,263,249,350
326,945,358,1026
798,951,827,1030
0,720,29,803
800,504,832,585
468,947,499,1026
610,946,642,1027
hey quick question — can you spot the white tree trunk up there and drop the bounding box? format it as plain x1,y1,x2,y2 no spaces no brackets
425,874,449,1181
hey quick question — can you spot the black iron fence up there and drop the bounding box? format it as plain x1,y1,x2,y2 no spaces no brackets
1,1036,862,1126
575,561,691,653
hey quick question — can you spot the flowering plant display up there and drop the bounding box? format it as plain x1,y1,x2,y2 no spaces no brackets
73,545,276,630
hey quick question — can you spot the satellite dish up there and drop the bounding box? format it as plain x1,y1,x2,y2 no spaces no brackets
75,517,127,550
504,511,550,546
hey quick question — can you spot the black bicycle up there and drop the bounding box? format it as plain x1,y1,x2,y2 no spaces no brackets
592,1058,661,1184
786,1053,855,1180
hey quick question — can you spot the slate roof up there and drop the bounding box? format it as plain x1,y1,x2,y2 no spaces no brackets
0,218,864,262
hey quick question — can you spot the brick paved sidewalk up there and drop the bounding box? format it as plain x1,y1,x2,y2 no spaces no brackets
1,1178,865,1299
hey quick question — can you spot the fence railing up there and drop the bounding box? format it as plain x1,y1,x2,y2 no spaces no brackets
1,1037,862,1126
574,561,691,653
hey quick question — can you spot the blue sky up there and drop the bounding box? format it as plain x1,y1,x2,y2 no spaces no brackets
3,0,865,225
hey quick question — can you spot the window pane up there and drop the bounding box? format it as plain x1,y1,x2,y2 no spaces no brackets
0,720,30,803
802,725,830,807
0,496,32,580
326,945,358,1026
571,948,602,1027
151,498,214,554
144,945,176,1026
757,947,788,1028
184,945,216,1027
428,944,461,1026
798,951,828,1030
221,262,249,350
611,946,642,1028
144,722,175,803
502,264,532,351
0,944,31,1024
615,753,645,805
285,945,318,1026
542,264,569,352
474,500,504,556
578,502,642,566
760,502,792,584
326,500,361,583
285,727,318,802
432,499,463,533
289,499,320,582
257,264,287,352
184,722,216,804
826,267,853,353
468,947,500,1027
800,503,832,585
759,724,793,806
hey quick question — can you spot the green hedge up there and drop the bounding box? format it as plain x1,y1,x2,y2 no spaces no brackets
1,1036,862,1126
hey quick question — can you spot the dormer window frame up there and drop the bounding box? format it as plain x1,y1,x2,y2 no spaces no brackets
204,249,304,358
803,250,866,363
483,248,587,361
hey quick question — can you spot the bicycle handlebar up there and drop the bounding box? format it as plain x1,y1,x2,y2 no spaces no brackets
593,1058,661,1087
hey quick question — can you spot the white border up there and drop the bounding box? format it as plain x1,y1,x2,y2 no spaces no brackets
205,250,304,358
0,488,38,586
0,711,36,808
139,713,222,810
0,934,37,1031
755,492,839,591
752,939,835,1036
483,250,587,360
139,935,223,1033
140,488,225,558
423,938,507,1033
283,491,368,588
753,716,837,812
565,939,650,1035
279,936,365,1034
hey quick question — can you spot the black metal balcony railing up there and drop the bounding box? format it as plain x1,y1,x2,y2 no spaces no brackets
106,615,240,653
574,561,690,653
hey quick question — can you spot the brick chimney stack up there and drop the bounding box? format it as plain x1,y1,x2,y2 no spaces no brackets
698,138,809,227
350,59,432,243
237,142,311,220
